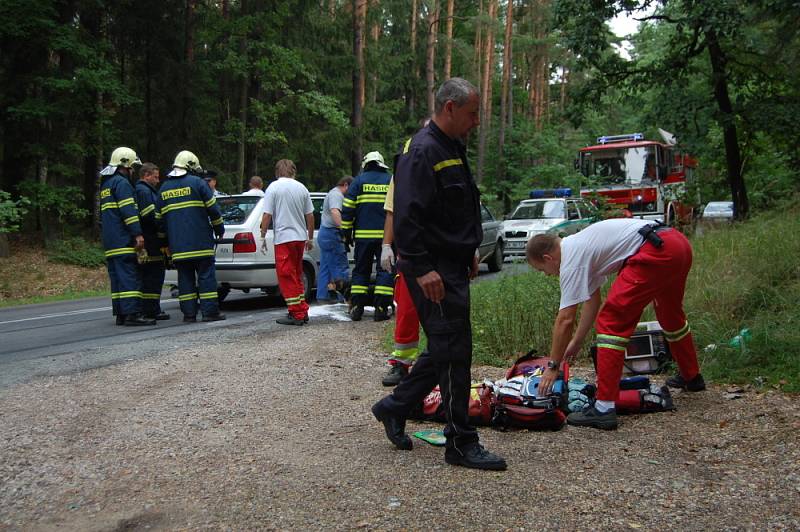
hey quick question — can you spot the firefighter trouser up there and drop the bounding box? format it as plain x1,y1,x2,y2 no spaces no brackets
389,271,420,367
176,257,219,318
275,241,309,320
351,238,394,308
595,229,700,402
316,226,349,301
378,256,479,452
107,254,142,316
138,257,165,317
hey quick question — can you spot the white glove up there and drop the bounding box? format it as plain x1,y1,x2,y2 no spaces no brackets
380,244,395,271
260,237,268,255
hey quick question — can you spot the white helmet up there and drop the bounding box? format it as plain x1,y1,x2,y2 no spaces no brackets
172,150,203,172
362,151,388,170
109,147,141,169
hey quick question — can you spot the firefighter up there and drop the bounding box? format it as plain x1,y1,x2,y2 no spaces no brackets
135,162,169,321
158,150,226,323
371,78,507,471
341,151,394,321
99,147,156,326
527,218,705,431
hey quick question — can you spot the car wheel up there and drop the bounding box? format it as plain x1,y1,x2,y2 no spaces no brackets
217,284,231,304
302,263,315,303
487,241,504,272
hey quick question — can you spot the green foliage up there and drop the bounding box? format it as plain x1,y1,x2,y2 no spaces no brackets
47,237,106,268
16,181,89,224
0,191,30,233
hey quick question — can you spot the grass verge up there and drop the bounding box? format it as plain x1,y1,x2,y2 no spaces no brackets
0,288,110,308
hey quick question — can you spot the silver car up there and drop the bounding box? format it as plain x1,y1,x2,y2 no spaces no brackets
478,203,504,272
502,197,598,258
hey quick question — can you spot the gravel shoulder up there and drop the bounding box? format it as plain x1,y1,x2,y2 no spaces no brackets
1,317,799,530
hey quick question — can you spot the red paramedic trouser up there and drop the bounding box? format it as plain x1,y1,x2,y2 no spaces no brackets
595,229,700,402
275,241,309,319
389,271,420,366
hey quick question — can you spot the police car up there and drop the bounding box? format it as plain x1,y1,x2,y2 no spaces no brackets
165,192,330,303
502,188,599,259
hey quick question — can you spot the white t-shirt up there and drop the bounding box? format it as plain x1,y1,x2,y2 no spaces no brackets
558,218,653,309
263,177,314,245
242,188,265,197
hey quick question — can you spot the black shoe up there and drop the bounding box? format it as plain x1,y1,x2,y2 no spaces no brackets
202,313,226,322
115,315,125,326
349,305,364,321
371,401,413,450
276,316,305,326
124,313,157,326
382,364,409,387
445,443,507,471
374,306,391,322
183,315,197,323
567,405,618,430
153,312,170,321
665,372,706,391
288,312,309,324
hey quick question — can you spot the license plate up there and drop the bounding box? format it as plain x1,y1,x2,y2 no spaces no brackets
507,241,525,249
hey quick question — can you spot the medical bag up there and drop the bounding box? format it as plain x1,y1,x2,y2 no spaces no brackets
410,382,495,426
591,321,672,375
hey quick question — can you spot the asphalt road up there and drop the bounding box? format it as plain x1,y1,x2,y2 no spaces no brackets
0,261,526,388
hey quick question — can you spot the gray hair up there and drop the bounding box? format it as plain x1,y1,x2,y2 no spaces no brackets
434,78,479,114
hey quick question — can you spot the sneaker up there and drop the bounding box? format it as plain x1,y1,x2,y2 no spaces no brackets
566,405,618,430
665,373,706,391
183,315,197,323
202,313,226,322
349,305,364,322
373,306,391,322
382,364,409,386
124,313,157,326
276,316,305,326
445,443,507,471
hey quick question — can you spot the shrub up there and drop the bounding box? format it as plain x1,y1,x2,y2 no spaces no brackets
48,238,106,268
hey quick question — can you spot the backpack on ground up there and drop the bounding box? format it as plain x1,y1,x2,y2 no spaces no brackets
409,381,495,426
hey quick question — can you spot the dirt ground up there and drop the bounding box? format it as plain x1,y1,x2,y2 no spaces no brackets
1,318,799,531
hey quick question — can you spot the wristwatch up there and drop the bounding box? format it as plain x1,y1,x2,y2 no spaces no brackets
547,360,560,371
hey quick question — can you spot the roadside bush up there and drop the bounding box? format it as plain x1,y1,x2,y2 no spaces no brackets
48,238,106,268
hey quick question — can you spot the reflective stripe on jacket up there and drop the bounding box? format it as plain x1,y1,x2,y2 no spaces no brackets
341,169,391,239
100,171,142,256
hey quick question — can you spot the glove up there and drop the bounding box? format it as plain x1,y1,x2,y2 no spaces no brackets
260,237,268,255
380,244,395,271
214,227,224,239
341,229,353,252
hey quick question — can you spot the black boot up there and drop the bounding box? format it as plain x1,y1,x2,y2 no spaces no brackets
153,312,171,320
276,316,305,326
115,315,125,326
183,315,197,323
665,372,706,391
445,443,507,471
349,305,364,322
371,401,412,450
373,306,391,322
382,364,408,386
202,313,226,322
124,313,157,326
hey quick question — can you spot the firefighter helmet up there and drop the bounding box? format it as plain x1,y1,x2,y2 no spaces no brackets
172,150,203,172
109,147,142,169
361,151,388,170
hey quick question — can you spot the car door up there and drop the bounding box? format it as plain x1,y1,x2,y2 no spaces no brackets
565,200,582,235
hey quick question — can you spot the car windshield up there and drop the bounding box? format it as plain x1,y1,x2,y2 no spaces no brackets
511,200,565,220
217,196,261,225
705,202,733,213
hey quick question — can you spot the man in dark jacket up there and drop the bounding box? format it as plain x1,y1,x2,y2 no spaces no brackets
135,163,169,321
158,150,226,323
99,147,156,326
371,78,506,471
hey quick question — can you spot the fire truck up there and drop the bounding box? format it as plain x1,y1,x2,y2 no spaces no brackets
577,131,698,225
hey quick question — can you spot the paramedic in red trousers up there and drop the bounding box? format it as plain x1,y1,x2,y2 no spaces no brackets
158,150,226,323
99,147,156,326
379,177,420,386
527,218,705,431
371,77,507,471
135,162,170,321
260,159,315,326
341,151,394,321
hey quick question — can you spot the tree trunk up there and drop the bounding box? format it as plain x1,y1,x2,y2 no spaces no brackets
706,28,748,220
474,0,484,82
0,234,9,258
369,0,381,105
181,0,197,143
443,0,454,79
425,0,440,117
236,0,249,193
476,0,496,183
408,0,419,117
497,0,514,209
559,65,568,111
352,0,367,175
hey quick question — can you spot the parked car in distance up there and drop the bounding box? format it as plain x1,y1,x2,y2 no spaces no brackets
502,196,598,259
478,203,504,272
700,201,734,223
165,192,330,303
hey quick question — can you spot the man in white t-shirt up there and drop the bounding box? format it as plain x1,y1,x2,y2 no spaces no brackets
526,218,704,430
260,159,315,325
242,175,265,197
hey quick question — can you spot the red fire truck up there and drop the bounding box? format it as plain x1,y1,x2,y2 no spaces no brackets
577,131,698,225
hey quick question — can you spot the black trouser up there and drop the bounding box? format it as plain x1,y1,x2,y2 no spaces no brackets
138,259,165,317
378,256,478,452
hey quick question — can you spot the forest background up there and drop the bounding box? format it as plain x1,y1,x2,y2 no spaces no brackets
0,0,798,254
